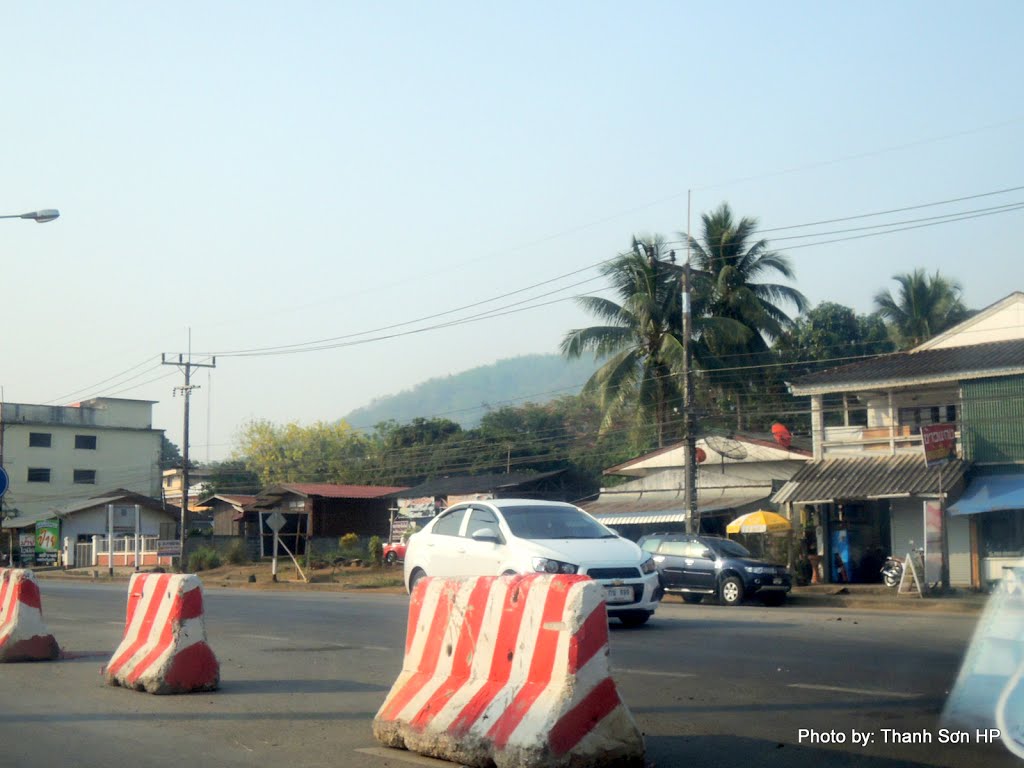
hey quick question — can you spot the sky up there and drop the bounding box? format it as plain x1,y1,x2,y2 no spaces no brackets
2,1,1022,462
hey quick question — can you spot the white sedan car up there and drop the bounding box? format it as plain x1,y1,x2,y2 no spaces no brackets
403,498,662,626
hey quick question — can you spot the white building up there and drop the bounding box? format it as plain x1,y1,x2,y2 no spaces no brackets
0,397,163,522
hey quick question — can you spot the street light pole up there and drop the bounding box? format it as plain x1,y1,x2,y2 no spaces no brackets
0,209,59,223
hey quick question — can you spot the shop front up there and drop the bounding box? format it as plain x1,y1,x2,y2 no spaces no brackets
949,471,1024,589
773,454,969,585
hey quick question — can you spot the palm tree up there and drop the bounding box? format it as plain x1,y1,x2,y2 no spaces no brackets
684,203,808,427
560,237,683,448
873,269,968,349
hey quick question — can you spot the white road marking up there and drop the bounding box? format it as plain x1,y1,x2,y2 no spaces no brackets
615,668,696,679
788,683,921,699
356,747,470,767
248,635,289,642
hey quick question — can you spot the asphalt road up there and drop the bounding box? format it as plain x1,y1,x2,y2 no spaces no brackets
0,582,1017,768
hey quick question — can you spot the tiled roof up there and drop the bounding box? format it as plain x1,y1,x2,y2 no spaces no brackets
791,338,1024,394
771,455,967,504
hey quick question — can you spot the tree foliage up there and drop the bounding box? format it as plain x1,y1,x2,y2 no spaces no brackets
561,238,685,448
873,269,968,349
234,419,372,486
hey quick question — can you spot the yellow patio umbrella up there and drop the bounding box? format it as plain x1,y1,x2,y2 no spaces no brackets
726,510,793,535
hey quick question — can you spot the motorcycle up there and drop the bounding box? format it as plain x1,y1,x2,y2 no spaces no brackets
881,556,903,588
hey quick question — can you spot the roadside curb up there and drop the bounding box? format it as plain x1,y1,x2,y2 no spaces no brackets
787,591,986,614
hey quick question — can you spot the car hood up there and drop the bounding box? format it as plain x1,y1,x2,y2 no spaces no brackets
523,536,645,566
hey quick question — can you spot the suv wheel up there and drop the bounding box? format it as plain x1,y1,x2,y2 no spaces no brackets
385,551,398,566
719,576,744,606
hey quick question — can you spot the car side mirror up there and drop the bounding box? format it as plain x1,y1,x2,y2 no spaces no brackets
471,527,502,544
701,549,715,560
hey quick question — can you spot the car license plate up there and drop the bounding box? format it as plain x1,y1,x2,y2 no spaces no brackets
604,586,633,604
773,577,783,585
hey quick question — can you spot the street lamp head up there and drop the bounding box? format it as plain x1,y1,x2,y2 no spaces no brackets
21,209,59,223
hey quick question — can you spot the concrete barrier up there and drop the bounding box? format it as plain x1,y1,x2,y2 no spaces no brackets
0,568,60,662
373,573,644,768
104,573,219,694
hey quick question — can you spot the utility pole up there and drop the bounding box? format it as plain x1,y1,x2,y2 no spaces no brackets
644,192,699,534
683,190,698,534
162,351,216,571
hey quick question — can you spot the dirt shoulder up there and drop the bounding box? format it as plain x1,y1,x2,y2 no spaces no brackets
37,561,409,594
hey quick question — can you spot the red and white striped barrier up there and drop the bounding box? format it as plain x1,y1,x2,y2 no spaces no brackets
0,568,60,662
373,574,644,768
104,573,219,694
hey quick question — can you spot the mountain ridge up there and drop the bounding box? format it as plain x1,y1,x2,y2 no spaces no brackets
343,353,599,429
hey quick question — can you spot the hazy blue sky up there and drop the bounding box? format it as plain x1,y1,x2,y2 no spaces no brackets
2,2,1021,461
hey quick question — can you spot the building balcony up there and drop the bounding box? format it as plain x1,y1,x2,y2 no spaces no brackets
820,425,962,459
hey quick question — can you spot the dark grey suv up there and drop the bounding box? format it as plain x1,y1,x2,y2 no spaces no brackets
638,533,791,606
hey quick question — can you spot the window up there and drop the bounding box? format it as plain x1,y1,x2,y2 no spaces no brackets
898,404,958,434
659,540,689,557
981,510,1024,557
74,469,96,484
465,507,501,538
29,432,52,447
75,435,97,450
432,508,467,536
27,468,51,483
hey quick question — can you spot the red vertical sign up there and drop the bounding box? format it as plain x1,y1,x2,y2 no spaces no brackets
921,423,956,468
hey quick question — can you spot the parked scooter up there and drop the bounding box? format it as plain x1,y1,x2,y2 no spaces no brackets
881,556,903,588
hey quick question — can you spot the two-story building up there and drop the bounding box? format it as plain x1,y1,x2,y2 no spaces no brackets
0,397,163,523
772,292,1024,588
582,434,811,541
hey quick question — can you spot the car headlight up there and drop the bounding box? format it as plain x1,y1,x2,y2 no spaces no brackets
641,555,657,574
532,557,578,575
746,566,772,575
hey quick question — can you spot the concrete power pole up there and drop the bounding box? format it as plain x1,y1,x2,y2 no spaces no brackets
683,190,698,534
162,353,216,570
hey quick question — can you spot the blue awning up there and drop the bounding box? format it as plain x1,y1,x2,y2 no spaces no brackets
949,474,1024,516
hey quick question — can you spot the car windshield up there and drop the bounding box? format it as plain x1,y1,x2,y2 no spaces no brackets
709,538,752,558
500,505,615,540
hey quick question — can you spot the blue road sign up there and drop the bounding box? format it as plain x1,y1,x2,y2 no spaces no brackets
0,466,8,498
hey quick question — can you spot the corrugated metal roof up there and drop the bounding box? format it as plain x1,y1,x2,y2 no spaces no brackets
582,488,771,526
791,338,1024,394
282,483,408,499
388,470,566,499
771,455,968,504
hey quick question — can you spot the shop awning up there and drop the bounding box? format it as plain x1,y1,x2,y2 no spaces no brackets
949,474,1024,516
771,455,967,505
582,488,770,526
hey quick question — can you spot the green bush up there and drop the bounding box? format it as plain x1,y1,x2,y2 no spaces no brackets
368,535,383,566
226,539,249,565
188,546,222,573
338,532,364,560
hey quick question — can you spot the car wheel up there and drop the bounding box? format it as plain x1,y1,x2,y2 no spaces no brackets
385,551,397,566
408,568,427,595
719,576,744,606
618,611,650,627
761,592,786,607
682,595,704,605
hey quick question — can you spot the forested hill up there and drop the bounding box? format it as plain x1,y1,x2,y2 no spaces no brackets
343,354,600,429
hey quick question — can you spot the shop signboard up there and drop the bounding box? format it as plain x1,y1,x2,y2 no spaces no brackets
18,532,35,567
921,423,956,468
34,519,60,566
923,500,943,586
